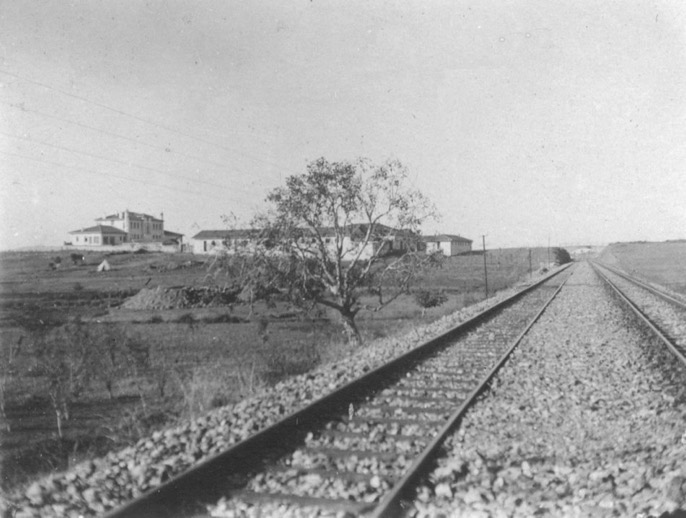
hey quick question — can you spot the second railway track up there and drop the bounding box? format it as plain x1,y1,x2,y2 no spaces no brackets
106,264,573,518
592,261,686,365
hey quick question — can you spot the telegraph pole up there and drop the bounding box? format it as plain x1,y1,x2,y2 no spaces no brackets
529,248,533,279
482,235,488,298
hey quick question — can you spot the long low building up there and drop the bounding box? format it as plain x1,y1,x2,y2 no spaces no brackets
422,234,473,256
190,224,414,259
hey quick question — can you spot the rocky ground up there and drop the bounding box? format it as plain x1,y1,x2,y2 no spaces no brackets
8,262,685,518
2,268,560,518
412,262,686,517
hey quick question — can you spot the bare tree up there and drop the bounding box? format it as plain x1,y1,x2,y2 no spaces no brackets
0,337,22,432
31,322,93,437
89,324,149,400
218,157,440,344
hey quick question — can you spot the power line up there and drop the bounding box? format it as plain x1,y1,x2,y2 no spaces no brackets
0,69,297,176
0,150,236,203
0,130,255,196
0,100,249,172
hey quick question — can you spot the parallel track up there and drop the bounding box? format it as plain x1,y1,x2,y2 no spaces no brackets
592,261,686,366
106,264,573,518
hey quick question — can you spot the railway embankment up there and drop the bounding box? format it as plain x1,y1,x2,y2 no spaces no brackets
2,267,565,518
5,261,686,517
412,261,686,517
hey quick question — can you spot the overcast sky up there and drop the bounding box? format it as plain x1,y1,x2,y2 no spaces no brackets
1,0,685,250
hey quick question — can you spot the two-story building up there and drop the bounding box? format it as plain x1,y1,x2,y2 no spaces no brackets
68,210,182,247
95,210,165,242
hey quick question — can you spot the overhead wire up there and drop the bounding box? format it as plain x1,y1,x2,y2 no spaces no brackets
0,150,236,203
0,69,299,177
0,130,255,196
0,100,254,172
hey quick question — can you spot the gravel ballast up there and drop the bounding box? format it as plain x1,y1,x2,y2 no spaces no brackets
2,269,565,518
412,261,686,517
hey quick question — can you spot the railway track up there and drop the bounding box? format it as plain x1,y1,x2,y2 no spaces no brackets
592,261,686,366
104,264,573,518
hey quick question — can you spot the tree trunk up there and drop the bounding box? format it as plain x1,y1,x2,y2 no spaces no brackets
339,309,362,346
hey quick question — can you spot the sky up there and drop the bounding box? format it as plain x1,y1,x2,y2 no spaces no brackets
1,0,685,250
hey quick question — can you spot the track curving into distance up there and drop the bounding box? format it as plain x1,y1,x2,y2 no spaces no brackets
106,264,574,518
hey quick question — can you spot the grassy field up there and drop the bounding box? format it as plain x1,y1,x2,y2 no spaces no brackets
0,246,556,491
599,241,686,295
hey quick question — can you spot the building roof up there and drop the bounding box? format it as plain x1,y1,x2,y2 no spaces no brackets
422,234,473,243
193,224,411,242
97,210,163,222
163,230,184,238
69,225,128,235
191,229,257,240
313,223,410,240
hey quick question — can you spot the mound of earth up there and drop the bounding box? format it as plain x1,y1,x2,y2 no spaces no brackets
120,286,240,310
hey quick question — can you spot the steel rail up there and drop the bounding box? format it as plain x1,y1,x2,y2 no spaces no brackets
370,266,571,517
105,263,572,518
592,262,686,367
593,261,686,309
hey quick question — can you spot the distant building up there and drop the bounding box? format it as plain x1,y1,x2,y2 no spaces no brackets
191,224,413,258
190,229,254,254
163,230,185,246
67,210,183,248
95,210,165,242
69,225,128,247
422,234,472,256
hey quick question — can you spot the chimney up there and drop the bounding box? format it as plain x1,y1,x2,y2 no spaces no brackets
160,212,164,221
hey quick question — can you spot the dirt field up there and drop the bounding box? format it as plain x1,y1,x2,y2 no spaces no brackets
0,246,557,491
599,241,686,295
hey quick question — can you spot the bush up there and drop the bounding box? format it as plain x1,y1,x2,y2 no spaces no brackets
552,247,572,265
176,313,196,325
413,289,448,315
173,363,241,420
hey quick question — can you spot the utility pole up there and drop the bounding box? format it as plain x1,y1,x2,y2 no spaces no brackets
529,248,532,279
547,234,551,265
482,235,488,298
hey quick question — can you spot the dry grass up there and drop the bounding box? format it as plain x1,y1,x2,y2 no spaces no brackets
601,241,686,295
0,246,556,490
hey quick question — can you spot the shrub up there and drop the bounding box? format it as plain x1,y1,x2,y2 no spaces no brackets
173,363,240,420
176,313,196,326
26,321,150,437
552,247,572,265
257,339,320,383
413,289,449,316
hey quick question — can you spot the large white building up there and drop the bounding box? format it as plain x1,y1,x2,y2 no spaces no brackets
68,210,181,247
95,210,165,242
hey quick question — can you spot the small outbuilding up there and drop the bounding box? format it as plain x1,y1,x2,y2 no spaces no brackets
422,234,473,256
96,259,111,272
